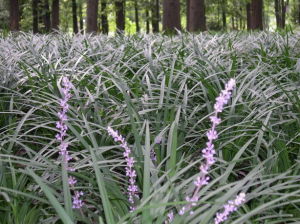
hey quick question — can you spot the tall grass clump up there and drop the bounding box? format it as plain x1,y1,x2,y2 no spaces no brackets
0,31,300,223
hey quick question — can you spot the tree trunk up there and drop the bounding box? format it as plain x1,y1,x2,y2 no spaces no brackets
250,0,263,30
146,6,150,33
274,0,288,29
33,0,39,33
151,0,159,32
163,0,181,33
51,0,59,30
239,6,243,30
187,0,190,31
275,0,281,28
43,0,51,32
134,0,140,32
101,0,108,34
115,0,125,32
299,0,300,24
79,2,84,32
222,0,226,30
9,0,20,31
188,0,206,32
37,0,44,28
217,3,220,29
246,3,251,30
72,0,78,33
281,0,288,28
86,0,98,33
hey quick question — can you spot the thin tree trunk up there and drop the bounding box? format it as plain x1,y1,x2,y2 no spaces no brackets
115,0,125,32
72,0,78,33
101,0,108,34
275,0,288,29
146,7,150,33
242,8,245,29
281,0,289,28
246,3,251,30
38,0,43,29
9,0,20,31
163,0,181,33
86,0,99,33
222,0,227,30
79,2,84,32
51,0,59,30
33,0,39,33
188,0,206,32
275,0,282,28
145,1,150,34
134,0,140,32
250,0,263,30
151,0,159,32
217,2,220,29
239,6,243,30
281,0,285,28
187,0,190,31
43,0,51,32
299,0,300,24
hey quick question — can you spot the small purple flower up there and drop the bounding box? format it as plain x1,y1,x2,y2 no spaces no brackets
72,191,84,209
154,136,162,144
68,176,77,185
214,193,246,224
150,149,157,161
178,207,186,216
107,126,139,211
210,116,221,125
150,136,161,162
194,176,210,187
206,129,218,141
165,211,174,224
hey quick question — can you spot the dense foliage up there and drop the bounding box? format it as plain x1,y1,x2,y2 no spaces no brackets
0,32,300,223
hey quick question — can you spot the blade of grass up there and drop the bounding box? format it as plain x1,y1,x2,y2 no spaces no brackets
142,120,151,223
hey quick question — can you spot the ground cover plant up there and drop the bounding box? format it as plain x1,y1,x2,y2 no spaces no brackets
0,31,300,224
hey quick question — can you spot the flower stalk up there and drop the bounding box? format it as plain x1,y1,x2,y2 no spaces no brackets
179,79,236,215
56,77,83,209
107,126,139,211
214,193,246,224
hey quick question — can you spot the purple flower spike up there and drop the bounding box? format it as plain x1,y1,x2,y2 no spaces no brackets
214,193,246,224
178,79,236,216
56,77,72,167
56,77,83,209
107,126,139,211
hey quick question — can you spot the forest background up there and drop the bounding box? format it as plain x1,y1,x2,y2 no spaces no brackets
1,0,300,34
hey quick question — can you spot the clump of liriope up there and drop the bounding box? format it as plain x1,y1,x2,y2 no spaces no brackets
56,77,83,209
106,78,246,223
